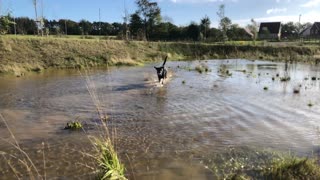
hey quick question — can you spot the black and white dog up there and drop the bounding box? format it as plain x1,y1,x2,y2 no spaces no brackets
154,56,168,85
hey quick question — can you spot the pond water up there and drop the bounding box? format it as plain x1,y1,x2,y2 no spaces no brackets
0,59,320,179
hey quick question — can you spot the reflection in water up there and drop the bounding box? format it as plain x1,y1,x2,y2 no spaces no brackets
0,60,320,179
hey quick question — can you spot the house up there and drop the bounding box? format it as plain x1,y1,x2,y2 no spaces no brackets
310,22,320,37
300,25,312,37
258,22,281,40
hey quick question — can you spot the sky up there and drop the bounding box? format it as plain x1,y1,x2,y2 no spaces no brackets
0,0,320,27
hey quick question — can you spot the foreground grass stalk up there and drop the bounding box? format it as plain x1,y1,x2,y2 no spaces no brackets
0,114,42,179
81,68,127,179
42,142,46,180
94,138,126,180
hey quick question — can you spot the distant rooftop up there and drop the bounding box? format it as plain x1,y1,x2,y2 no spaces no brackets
259,22,281,34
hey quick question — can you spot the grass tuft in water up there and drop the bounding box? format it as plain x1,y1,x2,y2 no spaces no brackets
280,77,291,82
203,147,320,180
182,80,186,84
94,138,126,180
308,102,314,107
264,87,268,91
293,88,300,94
82,68,127,180
264,157,320,179
195,66,204,74
64,121,83,130
312,77,317,81
195,63,211,74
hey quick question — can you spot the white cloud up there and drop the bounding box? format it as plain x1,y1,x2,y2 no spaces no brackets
266,8,287,14
169,0,237,3
234,10,320,27
276,0,291,3
170,0,216,3
301,0,320,7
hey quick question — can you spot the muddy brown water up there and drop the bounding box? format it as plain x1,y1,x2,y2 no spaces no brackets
0,59,320,179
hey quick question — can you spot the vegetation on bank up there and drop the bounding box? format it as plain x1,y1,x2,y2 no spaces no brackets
1,36,320,76
203,147,320,179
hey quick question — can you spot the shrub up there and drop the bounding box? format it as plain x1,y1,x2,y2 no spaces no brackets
280,77,290,82
64,121,83,130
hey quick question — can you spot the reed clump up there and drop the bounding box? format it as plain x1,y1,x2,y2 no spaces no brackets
263,157,320,179
280,77,291,82
82,68,127,180
203,147,320,180
195,63,210,74
94,138,126,180
64,121,83,130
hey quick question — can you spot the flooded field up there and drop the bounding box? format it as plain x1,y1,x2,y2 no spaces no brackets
0,59,320,179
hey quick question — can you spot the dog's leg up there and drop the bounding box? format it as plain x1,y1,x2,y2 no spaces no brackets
160,79,163,85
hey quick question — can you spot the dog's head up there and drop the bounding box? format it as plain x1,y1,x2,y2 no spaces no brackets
154,66,163,74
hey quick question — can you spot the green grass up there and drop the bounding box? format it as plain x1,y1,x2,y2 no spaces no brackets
264,157,320,179
64,121,83,130
83,68,127,180
264,86,268,91
236,69,246,73
94,138,126,180
195,65,204,74
293,88,300,94
195,63,210,74
280,76,291,82
203,147,320,180
1,35,320,75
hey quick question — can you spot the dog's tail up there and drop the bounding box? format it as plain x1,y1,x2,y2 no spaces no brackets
162,56,168,67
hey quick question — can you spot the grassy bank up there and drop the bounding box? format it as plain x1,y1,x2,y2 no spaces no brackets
203,146,320,179
1,35,320,76
161,42,320,62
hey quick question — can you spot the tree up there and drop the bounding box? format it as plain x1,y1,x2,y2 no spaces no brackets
58,19,81,35
15,17,37,34
217,4,231,41
281,22,299,39
123,5,130,41
135,0,161,40
129,12,144,39
0,14,14,34
207,27,224,42
227,24,251,41
32,0,43,36
79,19,92,35
186,22,200,41
32,0,38,28
246,18,258,43
220,17,231,41
200,15,211,40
